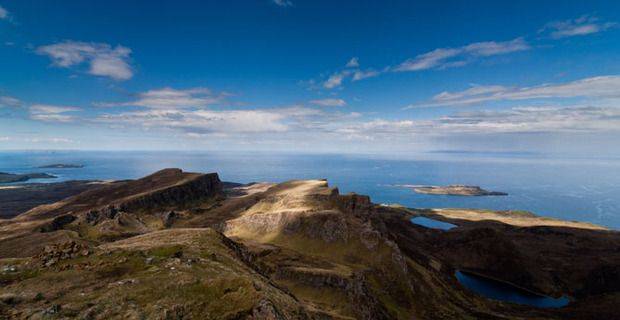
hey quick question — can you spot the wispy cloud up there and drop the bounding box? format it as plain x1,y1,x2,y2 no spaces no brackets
346,57,359,68
0,5,9,20
323,71,350,89
98,87,224,109
408,75,620,109
37,41,134,80
319,58,381,89
315,15,613,89
309,98,346,107
352,69,380,81
316,38,528,89
0,96,22,108
541,15,616,39
394,38,530,72
29,104,81,122
273,0,293,7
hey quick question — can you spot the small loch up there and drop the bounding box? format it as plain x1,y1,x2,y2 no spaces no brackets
456,271,570,308
410,216,457,230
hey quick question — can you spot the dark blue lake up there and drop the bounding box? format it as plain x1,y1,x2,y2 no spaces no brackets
1,150,619,229
456,271,569,308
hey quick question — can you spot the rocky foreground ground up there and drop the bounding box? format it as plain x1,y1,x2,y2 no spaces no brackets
0,169,619,319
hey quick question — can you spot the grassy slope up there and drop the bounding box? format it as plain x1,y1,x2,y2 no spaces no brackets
0,228,308,319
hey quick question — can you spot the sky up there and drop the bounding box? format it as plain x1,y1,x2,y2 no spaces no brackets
1,0,620,156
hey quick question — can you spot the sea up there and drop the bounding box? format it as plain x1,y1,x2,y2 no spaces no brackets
1,150,619,230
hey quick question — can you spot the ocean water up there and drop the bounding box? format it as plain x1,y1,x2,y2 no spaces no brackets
1,150,619,229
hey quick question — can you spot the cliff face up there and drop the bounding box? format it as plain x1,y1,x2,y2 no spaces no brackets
1,170,619,319
18,168,222,221
118,171,222,212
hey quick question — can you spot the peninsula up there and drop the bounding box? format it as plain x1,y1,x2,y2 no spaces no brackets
0,172,57,184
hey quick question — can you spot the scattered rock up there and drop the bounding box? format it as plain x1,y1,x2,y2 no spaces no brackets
162,211,177,228
109,279,138,287
162,304,186,320
37,241,91,267
250,299,285,320
85,206,120,226
43,304,61,315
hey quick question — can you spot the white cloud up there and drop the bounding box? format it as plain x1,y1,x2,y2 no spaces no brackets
320,61,381,89
409,75,620,108
310,98,346,107
92,93,366,138
273,0,292,7
0,96,21,107
541,15,616,39
352,69,380,81
29,104,81,122
346,57,359,68
395,48,461,72
323,71,350,89
0,5,8,20
101,87,222,109
37,41,133,80
463,38,531,56
394,38,529,72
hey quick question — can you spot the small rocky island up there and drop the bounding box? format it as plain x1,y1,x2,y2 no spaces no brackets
0,172,57,184
411,184,508,196
38,164,84,169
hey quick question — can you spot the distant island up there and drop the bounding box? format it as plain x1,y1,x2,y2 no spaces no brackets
407,184,508,196
0,172,57,183
38,164,84,169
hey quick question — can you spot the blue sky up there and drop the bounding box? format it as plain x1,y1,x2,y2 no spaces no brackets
1,1,620,155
